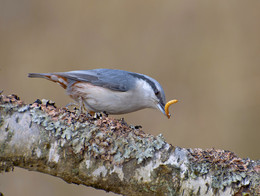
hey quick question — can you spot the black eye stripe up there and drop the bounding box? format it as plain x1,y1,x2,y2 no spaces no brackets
130,73,165,105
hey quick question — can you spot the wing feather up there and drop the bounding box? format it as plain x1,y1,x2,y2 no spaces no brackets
54,69,136,92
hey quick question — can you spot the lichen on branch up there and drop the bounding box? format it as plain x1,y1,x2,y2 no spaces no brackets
0,94,259,196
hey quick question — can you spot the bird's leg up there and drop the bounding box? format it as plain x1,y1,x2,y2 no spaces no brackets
79,97,96,116
78,96,84,114
66,97,96,117
65,97,85,115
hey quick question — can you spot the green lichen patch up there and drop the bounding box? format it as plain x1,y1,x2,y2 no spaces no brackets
81,118,167,164
27,97,167,166
188,148,259,195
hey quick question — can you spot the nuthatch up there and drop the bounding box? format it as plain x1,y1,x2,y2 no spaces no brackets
28,69,177,118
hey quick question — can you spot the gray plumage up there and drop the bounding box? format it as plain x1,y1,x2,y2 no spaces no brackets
56,69,136,92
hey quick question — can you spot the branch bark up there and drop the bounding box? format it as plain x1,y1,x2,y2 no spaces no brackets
0,94,259,196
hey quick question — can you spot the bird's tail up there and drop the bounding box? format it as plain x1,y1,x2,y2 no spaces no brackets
28,72,68,89
28,73,49,79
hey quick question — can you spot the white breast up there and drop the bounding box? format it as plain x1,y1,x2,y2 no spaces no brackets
67,80,158,114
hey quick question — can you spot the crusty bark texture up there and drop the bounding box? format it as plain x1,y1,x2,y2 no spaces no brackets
0,94,259,196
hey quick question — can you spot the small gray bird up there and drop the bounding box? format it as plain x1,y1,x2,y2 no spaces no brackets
28,69,177,118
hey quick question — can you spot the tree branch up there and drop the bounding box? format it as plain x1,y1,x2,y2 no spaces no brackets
0,94,259,195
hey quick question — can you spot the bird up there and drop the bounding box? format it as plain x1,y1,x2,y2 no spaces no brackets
28,69,177,118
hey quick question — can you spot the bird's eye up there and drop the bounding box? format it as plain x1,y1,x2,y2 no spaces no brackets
155,91,160,96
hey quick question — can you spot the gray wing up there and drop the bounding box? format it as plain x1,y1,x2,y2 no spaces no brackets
55,69,136,92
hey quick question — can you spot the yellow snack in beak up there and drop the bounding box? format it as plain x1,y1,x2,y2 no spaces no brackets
165,99,178,119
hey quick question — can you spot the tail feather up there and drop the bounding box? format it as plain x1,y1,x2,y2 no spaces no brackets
28,73,48,78
28,72,68,89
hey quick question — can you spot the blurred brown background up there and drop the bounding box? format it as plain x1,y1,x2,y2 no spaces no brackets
0,1,259,195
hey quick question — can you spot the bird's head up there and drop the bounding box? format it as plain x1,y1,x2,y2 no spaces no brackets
131,73,177,118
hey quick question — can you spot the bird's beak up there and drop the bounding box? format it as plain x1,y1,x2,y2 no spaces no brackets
157,102,167,116
157,99,178,118
157,99,178,119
